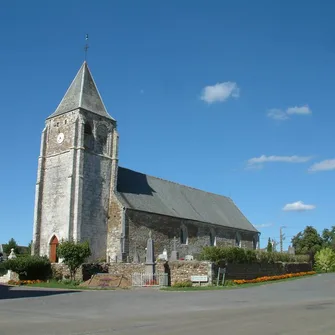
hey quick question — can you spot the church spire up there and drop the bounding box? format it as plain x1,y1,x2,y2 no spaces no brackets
48,62,114,120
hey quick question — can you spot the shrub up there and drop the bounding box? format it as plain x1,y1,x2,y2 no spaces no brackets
314,248,335,273
57,240,91,281
0,262,7,276
172,280,193,288
4,255,51,280
61,279,80,286
223,279,236,287
199,246,309,264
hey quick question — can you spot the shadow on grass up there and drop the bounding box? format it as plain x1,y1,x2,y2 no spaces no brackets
0,284,79,300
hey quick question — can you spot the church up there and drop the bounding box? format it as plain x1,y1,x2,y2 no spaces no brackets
32,62,259,263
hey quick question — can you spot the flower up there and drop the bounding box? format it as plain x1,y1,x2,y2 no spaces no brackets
233,271,316,285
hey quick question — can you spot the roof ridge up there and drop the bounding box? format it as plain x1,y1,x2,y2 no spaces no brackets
118,166,232,200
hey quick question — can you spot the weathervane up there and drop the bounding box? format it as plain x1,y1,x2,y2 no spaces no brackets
84,34,89,61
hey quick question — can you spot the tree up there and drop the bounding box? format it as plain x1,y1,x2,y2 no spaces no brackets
322,226,335,250
3,238,19,255
291,226,323,255
314,248,335,273
267,238,273,253
27,241,32,255
57,240,91,281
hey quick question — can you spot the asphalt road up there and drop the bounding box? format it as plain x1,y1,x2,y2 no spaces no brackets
1,274,335,335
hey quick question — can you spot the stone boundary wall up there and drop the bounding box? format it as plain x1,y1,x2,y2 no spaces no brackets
0,270,19,284
51,263,83,281
156,261,211,285
50,261,312,285
216,262,312,280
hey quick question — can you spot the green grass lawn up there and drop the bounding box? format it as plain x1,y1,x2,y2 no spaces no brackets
21,280,116,290
9,273,317,291
161,274,317,291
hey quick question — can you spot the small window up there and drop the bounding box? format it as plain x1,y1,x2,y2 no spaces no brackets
180,226,188,245
96,124,108,154
235,232,241,248
84,122,94,150
64,119,67,125
56,122,59,127
84,123,92,135
253,235,259,250
210,230,216,246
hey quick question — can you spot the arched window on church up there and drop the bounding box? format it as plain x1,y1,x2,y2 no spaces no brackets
84,122,94,150
235,232,242,248
209,229,216,246
96,124,108,155
253,235,259,250
180,225,188,245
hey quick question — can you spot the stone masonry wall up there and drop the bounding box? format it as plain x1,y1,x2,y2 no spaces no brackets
51,263,83,281
106,194,123,263
50,261,311,286
37,111,79,257
80,111,115,262
126,209,256,261
156,261,212,285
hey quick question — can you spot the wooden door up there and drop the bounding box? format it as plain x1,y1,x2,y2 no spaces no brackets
49,235,59,263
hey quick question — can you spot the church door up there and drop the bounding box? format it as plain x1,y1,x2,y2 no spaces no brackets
49,235,59,263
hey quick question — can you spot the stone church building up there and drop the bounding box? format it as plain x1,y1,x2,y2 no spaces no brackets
32,62,259,263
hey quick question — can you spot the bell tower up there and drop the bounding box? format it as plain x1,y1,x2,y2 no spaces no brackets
32,62,119,261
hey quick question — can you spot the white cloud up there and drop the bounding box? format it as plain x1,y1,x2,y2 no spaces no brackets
200,82,239,104
286,105,311,115
283,201,316,212
254,223,273,228
267,105,312,121
308,159,335,172
247,155,312,168
267,109,289,121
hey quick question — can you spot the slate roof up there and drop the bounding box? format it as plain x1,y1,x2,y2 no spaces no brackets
48,62,114,120
117,167,258,233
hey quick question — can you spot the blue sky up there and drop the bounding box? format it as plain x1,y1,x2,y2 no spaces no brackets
1,0,334,249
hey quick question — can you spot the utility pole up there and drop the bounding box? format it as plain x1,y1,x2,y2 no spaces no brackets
280,226,286,252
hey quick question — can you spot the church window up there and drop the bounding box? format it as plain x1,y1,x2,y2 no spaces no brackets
56,122,59,127
96,124,108,155
84,123,92,135
210,229,216,246
180,225,188,245
84,122,94,150
253,235,259,250
64,119,67,125
235,232,241,248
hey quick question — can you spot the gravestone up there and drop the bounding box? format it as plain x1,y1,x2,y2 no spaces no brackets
158,248,168,261
145,231,155,275
133,243,140,264
170,236,179,261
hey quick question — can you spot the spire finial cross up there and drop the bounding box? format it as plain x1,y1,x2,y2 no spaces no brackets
84,34,89,61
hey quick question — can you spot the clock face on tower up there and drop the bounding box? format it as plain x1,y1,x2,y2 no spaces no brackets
57,133,64,144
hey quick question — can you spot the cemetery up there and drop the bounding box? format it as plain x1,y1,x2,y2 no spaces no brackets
0,232,314,290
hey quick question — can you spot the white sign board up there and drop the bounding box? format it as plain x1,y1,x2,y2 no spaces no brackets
191,275,208,282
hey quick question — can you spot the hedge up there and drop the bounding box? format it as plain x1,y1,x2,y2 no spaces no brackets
4,255,52,280
199,246,309,264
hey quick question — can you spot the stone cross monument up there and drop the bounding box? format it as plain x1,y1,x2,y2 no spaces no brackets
145,231,155,275
170,236,179,261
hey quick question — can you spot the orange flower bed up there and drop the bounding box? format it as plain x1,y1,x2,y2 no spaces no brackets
8,280,44,286
233,271,316,285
